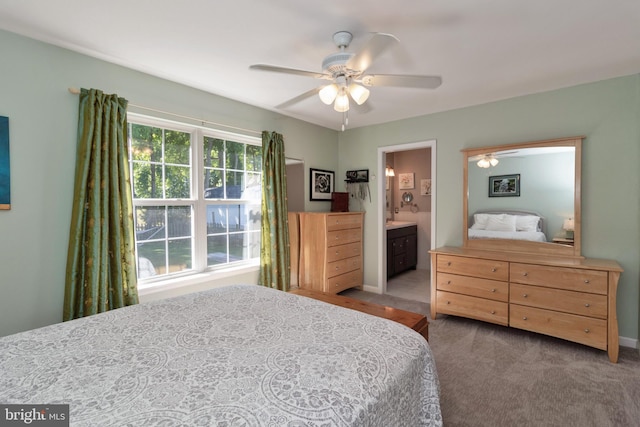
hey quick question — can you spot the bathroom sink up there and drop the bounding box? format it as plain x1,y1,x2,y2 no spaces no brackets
385,220,417,230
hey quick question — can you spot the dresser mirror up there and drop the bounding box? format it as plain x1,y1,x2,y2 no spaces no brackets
462,136,583,258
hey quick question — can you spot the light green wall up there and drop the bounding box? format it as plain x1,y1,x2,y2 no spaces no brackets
0,30,337,337
339,75,640,342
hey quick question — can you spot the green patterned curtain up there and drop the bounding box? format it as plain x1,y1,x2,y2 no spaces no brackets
259,131,290,291
64,88,138,320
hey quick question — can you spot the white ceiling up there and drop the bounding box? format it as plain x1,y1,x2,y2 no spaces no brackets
1,1,639,131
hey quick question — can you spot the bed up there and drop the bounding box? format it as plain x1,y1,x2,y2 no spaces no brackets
0,284,442,426
468,210,547,242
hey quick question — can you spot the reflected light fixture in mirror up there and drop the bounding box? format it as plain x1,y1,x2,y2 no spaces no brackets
477,155,499,168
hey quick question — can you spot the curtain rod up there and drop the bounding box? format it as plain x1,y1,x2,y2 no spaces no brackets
68,87,262,136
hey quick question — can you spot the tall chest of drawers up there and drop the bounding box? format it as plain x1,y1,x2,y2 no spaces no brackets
297,212,364,294
430,247,623,362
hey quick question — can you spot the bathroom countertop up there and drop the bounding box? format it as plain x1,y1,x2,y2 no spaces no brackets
385,220,417,230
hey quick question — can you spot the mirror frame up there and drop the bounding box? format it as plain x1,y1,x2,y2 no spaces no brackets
462,136,584,258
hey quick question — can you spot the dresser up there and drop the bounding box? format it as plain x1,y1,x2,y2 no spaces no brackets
297,212,364,293
430,247,623,362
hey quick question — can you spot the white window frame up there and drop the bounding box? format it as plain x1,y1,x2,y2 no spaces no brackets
128,113,262,290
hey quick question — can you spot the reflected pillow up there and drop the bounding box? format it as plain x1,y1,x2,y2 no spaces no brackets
515,215,540,232
485,214,517,232
471,213,491,230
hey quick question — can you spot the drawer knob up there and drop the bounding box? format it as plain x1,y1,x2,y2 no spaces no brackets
523,316,528,320
522,294,528,298
584,279,590,284
585,303,590,307
490,310,496,315
447,280,451,285
447,261,451,266
522,272,528,277
584,328,590,333
491,268,497,272
335,266,340,270
491,288,496,293
446,301,451,304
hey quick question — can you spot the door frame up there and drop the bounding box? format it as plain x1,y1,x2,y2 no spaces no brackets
377,139,437,294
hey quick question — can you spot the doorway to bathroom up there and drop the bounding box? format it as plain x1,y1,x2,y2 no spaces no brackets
377,140,436,302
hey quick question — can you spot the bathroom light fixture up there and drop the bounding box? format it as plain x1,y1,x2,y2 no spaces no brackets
477,154,499,168
385,165,395,177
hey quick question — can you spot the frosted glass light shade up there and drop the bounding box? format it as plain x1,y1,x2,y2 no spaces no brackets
348,83,370,105
319,84,339,105
334,92,350,112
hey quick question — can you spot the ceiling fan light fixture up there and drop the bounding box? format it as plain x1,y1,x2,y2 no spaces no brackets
348,83,370,105
477,158,490,168
319,84,339,105
334,91,350,112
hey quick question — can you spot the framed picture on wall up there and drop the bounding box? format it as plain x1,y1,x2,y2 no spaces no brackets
398,172,414,190
310,168,334,201
489,174,520,197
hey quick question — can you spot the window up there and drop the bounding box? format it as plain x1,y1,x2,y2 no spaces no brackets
128,115,261,282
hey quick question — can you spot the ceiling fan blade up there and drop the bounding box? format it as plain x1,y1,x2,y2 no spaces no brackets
275,87,322,109
346,33,399,72
250,64,331,80
360,74,442,89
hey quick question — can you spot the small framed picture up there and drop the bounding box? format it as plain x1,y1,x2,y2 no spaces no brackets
310,168,334,201
420,179,432,196
489,174,520,197
398,172,414,190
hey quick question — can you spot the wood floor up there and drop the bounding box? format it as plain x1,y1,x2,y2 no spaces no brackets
385,268,430,303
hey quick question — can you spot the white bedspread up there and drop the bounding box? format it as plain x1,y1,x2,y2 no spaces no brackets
0,284,442,426
468,228,547,242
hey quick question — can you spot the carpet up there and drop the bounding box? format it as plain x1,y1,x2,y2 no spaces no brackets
340,288,640,427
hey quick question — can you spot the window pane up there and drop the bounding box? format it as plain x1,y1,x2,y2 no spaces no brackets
203,137,223,168
165,165,190,198
225,171,244,199
207,205,228,233
203,169,224,199
246,145,262,172
168,238,192,272
136,241,164,279
164,130,191,165
130,124,161,162
135,206,166,241
226,141,244,170
207,235,228,266
168,206,191,238
246,203,261,231
132,163,163,199
245,172,261,200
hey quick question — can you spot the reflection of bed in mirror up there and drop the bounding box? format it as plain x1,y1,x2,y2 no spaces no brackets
468,210,546,242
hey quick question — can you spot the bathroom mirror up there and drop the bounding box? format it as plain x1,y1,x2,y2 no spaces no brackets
402,192,414,203
463,136,583,258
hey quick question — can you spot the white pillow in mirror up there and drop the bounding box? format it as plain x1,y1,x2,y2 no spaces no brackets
471,213,491,230
516,215,540,232
485,214,517,232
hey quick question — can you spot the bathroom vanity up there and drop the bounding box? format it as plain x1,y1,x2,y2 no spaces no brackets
386,221,418,278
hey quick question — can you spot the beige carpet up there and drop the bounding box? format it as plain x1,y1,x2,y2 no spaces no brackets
340,288,640,427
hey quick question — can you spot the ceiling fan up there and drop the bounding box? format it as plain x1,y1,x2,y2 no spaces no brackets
250,31,442,130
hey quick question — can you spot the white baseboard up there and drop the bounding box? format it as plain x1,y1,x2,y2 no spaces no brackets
619,336,638,349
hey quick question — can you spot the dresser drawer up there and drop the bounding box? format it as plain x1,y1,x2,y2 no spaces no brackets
510,263,608,294
437,255,508,281
327,269,362,293
436,290,508,326
510,304,607,350
326,213,362,231
327,229,362,247
436,272,508,302
326,241,361,262
327,256,361,279
510,283,607,319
